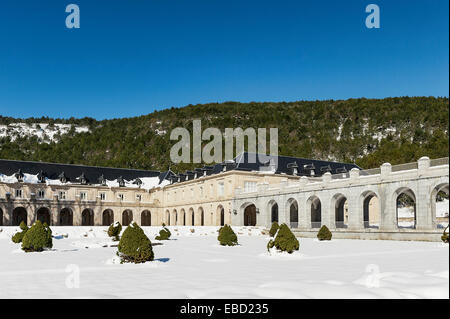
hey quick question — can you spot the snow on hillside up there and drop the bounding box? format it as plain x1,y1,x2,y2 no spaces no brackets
0,123,89,143
0,225,447,299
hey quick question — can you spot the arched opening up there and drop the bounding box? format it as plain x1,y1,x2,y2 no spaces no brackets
60,208,73,226
288,199,298,228
0,208,3,226
332,194,348,228
82,209,94,226
216,205,225,226
180,209,186,226
395,188,416,229
362,191,380,228
102,209,114,226
187,208,194,226
431,183,449,229
13,207,27,226
220,207,225,226
122,210,133,226
165,210,170,225
141,210,151,226
308,196,321,228
243,204,257,226
270,202,279,223
36,207,51,225
196,207,205,226
171,209,177,226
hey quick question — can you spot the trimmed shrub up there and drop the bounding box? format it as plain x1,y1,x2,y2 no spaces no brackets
267,223,299,254
11,221,28,243
317,225,332,241
155,224,171,240
269,222,279,237
108,222,122,241
442,225,449,244
118,222,154,263
21,220,53,252
218,224,238,246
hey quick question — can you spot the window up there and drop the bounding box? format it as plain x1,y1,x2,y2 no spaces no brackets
80,192,87,200
15,189,23,198
244,181,257,193
59,191,66,200
218,182,225,197
99,192,106,201
118,193,124,201
37,190,45,199
136,194,142,202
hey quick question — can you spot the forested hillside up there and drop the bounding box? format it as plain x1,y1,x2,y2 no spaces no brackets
0,97,448,171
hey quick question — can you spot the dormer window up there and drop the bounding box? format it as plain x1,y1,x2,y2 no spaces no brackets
15,169,24,183
133,178,143,187
59,172,67,184
37,170,46,183
77,173,87,185
117,176,125,187
98,175,107,186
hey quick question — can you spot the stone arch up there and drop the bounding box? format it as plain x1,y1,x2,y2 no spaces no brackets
122,209,133,226
307,196,321,228
195,207,205,226
141,210,151,226
394,187,416,229
164,209,170,225
267,200,278,223
431,183,449,229
287,198,298,228
171,209,177,226
0,207,3,226
81,208,94,226
216,205,225,226
180,208,186,226
36,207,51,225
187,208,194,226
361,190,380,229
13,207,27,226
60,208,73,226
102,209,114,226
331,193,348,228
241,202,257,226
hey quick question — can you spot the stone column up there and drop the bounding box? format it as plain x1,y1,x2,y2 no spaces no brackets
347,189,363,230
320,192,333,229
379,184,397,231
416,180,433,230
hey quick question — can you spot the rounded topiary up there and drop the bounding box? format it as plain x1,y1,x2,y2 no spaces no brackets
442,225,449,244
317,225,332,241
218,224,238,246
118,222,154,263
155,224,171,240
267,223,299,254
21,220,53,252
108,222,122,241
12,221,29,243
269,222,279,237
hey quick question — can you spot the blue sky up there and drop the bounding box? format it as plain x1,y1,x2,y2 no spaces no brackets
0,0,448,120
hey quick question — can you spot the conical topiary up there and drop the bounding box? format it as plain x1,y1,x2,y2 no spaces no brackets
267,223,299,254
269,222,279,237
22,220,53,252
108,222,122,241
155,223,171,240
317,225,332,241
218,224,238,246
118,222,154,263
11,221,29,243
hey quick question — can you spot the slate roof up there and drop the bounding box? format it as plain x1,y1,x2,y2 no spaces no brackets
0,159,165,184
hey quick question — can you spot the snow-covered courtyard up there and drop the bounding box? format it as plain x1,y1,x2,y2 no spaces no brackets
0,226,448,299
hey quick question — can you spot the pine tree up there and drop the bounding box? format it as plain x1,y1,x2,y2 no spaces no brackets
267,223,299,254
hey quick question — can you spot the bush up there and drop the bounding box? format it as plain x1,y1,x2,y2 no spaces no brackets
218,224,238,246
118,222,154,263
267,223,299,254
317,225,332,241
108,222,122,241
442,225,449,244
155,224,171,240
21,220,53,252
269,222,279,237
11,221,28,243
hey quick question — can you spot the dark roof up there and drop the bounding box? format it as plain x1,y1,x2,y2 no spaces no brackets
233,152,361,176
0,159,167,185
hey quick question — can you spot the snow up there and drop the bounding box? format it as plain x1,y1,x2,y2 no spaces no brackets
0,226,448,299
0,123,90,143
